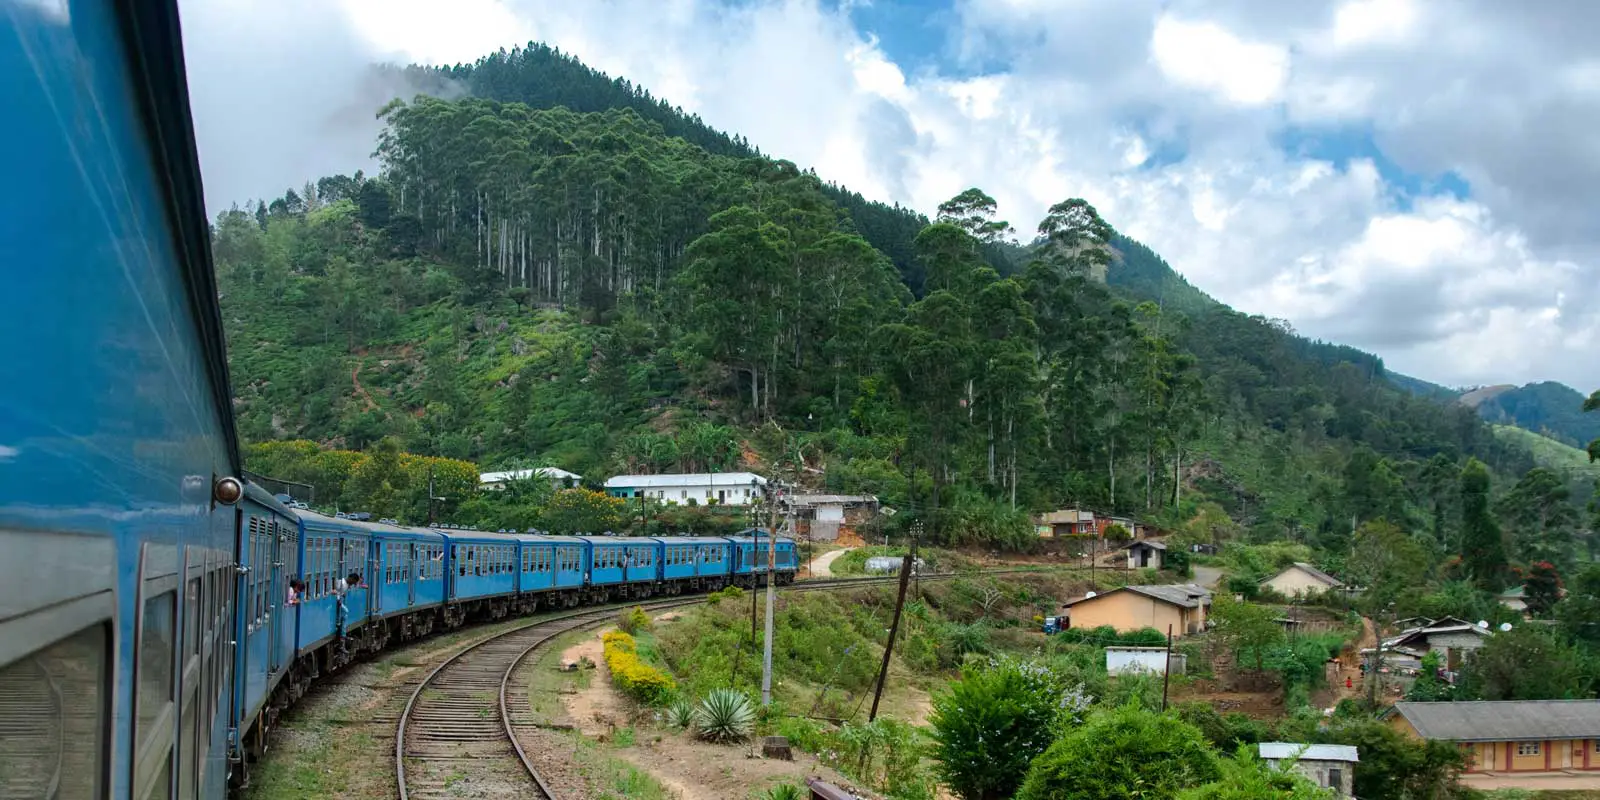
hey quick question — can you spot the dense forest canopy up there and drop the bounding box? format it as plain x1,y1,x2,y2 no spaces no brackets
214,41,1596,582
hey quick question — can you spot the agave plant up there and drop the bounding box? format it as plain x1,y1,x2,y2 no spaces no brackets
667,698,696,729
759,783,803,800
695,688,755,742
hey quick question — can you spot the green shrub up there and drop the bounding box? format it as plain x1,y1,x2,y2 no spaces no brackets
931,657,1089,800
1177,745,1331,800
695,688,756,742
618,605,652,635
756,784,803,800
1016,706,1221,800
706,585,745,605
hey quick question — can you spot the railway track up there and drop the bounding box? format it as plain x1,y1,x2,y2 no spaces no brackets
393,574,930,800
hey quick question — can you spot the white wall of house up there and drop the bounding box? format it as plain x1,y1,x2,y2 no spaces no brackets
621,482,761,506
1106,647,1186,675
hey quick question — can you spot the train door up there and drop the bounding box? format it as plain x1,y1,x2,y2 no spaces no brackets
368,539,383,617
408,542,418,606
266,519,283,675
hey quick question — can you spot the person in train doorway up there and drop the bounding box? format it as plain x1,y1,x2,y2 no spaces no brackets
287,579,305,606
334,572,361,650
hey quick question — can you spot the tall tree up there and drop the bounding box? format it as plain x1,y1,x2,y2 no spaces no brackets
1461,458,1509,591
1496,467,1579,568
935,188,1015,245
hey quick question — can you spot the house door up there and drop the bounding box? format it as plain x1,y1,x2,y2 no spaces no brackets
718,490,726,503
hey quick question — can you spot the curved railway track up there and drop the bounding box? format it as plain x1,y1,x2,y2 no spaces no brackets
394,574,942,800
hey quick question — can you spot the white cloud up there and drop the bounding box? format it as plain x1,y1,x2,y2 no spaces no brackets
1149,15,1288,106
1329,0,1420,49
177,0,1600,389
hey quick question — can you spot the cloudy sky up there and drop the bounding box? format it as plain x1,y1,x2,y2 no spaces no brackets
179,0,1600,392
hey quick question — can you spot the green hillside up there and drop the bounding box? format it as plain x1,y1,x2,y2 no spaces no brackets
1475,382,1600,449
213,43,1600,579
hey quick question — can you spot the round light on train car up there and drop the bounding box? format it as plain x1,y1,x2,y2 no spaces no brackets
213,476,244,505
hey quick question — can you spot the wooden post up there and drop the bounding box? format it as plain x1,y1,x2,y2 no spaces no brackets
869,522,918,722
1161,624,1173,711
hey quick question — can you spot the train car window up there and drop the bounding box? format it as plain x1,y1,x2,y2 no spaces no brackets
135,589,176,799
0,624,109,799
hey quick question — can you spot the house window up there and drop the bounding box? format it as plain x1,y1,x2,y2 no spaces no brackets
1517,742,1541,756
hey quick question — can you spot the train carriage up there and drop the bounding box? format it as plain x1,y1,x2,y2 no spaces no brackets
657,536,734,592
726,532,799,586
233,487,300,768
579,536,661,600
510,534,586,609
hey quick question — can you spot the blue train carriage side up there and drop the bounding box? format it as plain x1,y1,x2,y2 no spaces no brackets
232,486,302,766
726,531,800,586
657,536,735,593
439,530,529,623
510,534,588,610
578,536,663,601
0,0,269,795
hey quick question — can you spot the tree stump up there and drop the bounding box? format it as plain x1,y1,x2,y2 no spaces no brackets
762,736,792,761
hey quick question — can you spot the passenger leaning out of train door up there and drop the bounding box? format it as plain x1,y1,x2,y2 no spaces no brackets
287,579,305,606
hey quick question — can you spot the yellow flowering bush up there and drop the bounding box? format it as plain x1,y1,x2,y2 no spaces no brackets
603,631,676,706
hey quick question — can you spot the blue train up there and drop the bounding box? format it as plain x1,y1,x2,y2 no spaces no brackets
0,0,796,797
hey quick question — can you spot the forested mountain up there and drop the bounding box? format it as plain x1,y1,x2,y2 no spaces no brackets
1467,382,1600,449
215,43,1594,575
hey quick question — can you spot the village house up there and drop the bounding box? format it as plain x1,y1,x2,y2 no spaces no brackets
1125,540,1166,570
1388,700,1600,777
1036,508,1097,537
478,467,582,491
786,494,878,546
1378,616,1492,671
1063,584,1211,637
1260,562,1346,598
604,472,767,506
1258,743,1358,796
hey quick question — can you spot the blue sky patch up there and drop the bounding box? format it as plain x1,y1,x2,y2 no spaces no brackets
1275,125,1471,209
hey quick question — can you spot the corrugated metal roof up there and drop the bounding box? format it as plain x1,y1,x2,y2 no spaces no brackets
604,472,766,488
1039,509,1095,524
1394,700,1600,742
1127,540,1167,551
1259,743,1359,762
1065,584,1210,609
787,494,878,506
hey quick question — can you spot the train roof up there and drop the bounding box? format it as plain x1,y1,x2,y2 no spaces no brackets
725,534,797,545
244,481,298,517
575,535,656,545
486,533,586,545
297,508,437,538
652,536,735,545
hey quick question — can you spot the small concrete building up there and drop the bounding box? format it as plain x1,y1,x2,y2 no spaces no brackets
1126,540,1166,570
1380,617,1492,670
787,494,878,545
604,472,766,506
1106,646,1186,675
1260,562,1346,598
1389,700,1600,777
1063,584,1211,637
1037,508,1097,537
1259,743,1358,796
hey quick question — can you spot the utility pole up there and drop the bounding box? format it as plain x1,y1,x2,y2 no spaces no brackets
1161,624,1174,711
762,478,781,706
870,520,919,721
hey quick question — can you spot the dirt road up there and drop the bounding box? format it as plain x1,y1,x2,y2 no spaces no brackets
808,547,855,578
